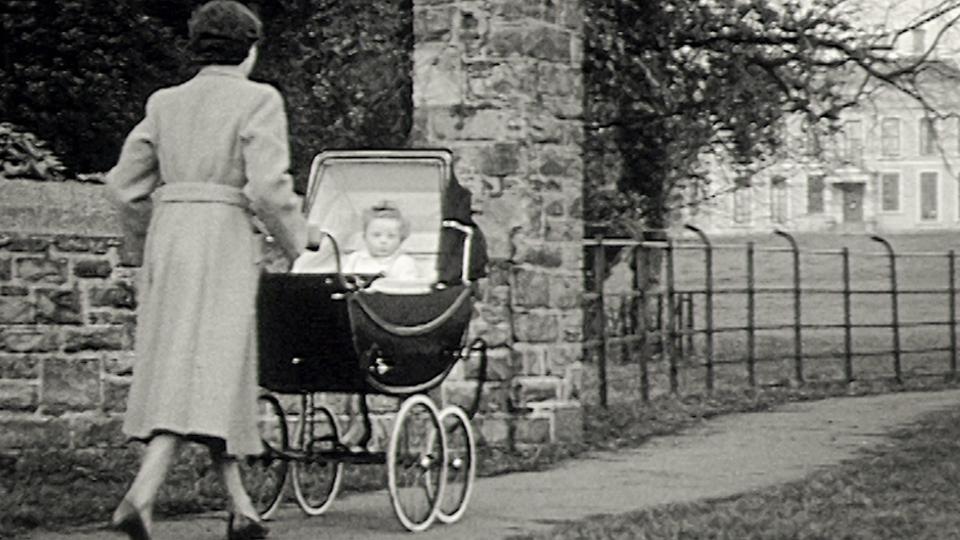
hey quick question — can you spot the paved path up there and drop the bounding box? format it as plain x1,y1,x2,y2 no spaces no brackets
30,389,960,540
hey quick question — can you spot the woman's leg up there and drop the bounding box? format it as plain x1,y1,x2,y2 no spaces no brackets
114,433,181,529
214,454,259,518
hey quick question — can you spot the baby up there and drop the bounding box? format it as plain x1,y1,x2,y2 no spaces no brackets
342,200,418,280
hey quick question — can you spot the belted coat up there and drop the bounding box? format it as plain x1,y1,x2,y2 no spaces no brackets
106,65,306,455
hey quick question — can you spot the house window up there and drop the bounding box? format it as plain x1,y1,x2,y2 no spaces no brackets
881,118,900,157
880,172,900,212
844,120,863,163
920,118,937,156
733,188,751,224
920,171,939,221
807,175,825,214
770,177,788,224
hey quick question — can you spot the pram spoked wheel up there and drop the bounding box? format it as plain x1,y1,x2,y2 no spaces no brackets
240,394,289,520
291,396,344,515
387,394,447,532
434,405,476,524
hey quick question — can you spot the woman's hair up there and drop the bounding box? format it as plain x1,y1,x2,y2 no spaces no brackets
187,1,262,66
362,200,410,240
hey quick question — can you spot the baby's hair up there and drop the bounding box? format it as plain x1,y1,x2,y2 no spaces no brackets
362,200,410,240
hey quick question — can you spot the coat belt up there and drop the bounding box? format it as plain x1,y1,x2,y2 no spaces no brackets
155,182,248,208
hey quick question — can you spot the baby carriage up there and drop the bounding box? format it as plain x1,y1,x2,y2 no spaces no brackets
243,149,489,532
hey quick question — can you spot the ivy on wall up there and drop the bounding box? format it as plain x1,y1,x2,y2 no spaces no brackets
0,0,412,190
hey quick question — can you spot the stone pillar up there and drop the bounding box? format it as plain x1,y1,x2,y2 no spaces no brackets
412,0,586,447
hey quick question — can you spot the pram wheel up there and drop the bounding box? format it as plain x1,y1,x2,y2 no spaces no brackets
291,396,344,515
240,393,289,520
387,394,446,532
434,406,476,524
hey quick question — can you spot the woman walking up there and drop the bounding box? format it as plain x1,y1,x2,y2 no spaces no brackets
105,2,312,539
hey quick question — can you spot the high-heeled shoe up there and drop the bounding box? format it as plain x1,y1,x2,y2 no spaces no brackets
109,499,150,540
227,512,270,540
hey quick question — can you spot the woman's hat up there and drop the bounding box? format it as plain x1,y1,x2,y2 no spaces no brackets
187,1,263,65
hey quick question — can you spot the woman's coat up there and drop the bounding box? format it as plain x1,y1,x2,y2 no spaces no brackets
106,65,306,455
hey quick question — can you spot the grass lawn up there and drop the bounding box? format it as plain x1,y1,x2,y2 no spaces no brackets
513,401,960,540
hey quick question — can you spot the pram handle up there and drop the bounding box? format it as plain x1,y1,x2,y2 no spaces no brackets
441,220,474,285
306,229,351,290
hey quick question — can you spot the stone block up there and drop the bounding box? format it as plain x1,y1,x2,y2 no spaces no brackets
4,236,51,253
55,236,118,254
0,415,70,449
511,267,549,308
523,25,570,62
63,327,126,352
413,45,463,107
88,311,137,326
560,310,584,342
1,285,28,296
41,357,101,413
529,399,583,443
475,413,510,447
545,218,576,242
477,302,510,325
514,243,563,268
479,142,522,177
483,284,510,307
0,380,38,411
0,257,9,281
104,352,136,376
559,0,584,30
0,327,60,353
515,343,547,375
88,281,137,310
546,345,581,375
414,5,456,41
366,394,401,413
443,380,509,413
513,311,559,343
0,295,35,324
462,347,517,381
103,376,130,412
467,317,512,348
0,355,40,379
15,256,68,284
35,288,83,324
514,415,550,444
488,25,525,57
73,259,114,279
510,375,561,407
70,414,125,447
549,274,581,309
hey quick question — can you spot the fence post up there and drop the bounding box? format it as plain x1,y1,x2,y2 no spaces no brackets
664,239,678,394
746,241,756,387
593,236,608,408
685,224,714,392
870,235,901,384
685,294,695,355
634,245,650,401
842,247,853,384
949,249,957,379
774,229,803,385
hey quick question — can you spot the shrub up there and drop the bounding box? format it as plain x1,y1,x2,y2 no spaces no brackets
0,123,68,181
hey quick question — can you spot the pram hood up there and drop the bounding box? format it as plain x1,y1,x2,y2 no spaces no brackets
295,149,488,284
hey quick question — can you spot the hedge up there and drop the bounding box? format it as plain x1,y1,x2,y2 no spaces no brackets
0,0,412,190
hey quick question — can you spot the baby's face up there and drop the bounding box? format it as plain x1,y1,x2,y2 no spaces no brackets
364,217,403,257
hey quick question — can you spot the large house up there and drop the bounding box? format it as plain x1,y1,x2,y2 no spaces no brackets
686,18,960,235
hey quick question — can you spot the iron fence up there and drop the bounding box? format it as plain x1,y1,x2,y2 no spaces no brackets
583,228,960,407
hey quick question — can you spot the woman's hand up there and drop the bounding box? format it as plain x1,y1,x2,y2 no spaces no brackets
306,223,324,251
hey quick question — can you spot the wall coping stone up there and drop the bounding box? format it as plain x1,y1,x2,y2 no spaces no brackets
0,179,122,236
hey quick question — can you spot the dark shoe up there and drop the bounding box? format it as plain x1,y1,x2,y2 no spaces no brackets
109,499,150,540
227,513,269,540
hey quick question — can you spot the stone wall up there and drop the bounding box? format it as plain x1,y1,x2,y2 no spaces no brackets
0,180,131,450
412,0,586,446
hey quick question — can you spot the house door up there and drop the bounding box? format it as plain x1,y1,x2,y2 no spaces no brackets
842,184,864,222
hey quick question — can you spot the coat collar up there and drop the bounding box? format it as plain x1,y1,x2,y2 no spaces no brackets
196,65,248,79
